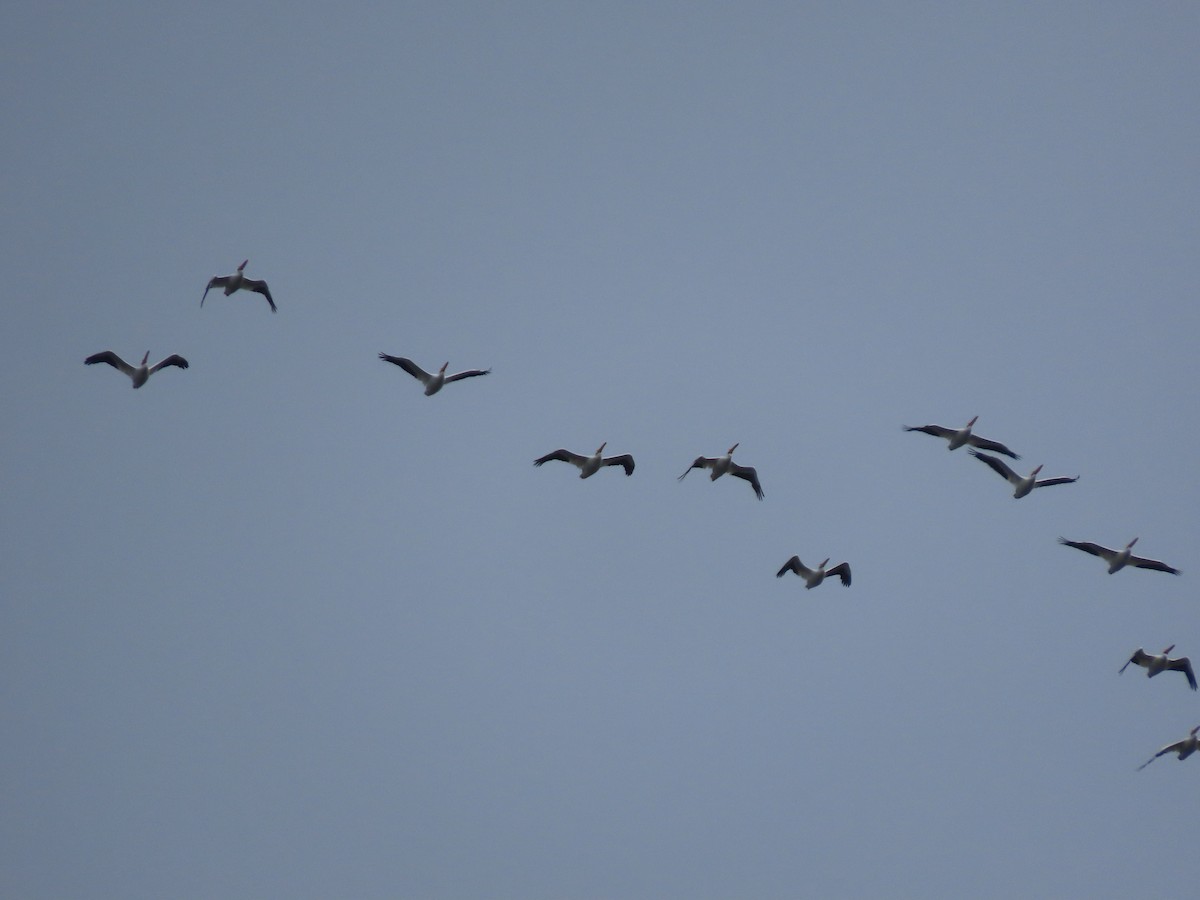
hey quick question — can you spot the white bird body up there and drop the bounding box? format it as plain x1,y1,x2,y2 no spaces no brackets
678,443,764,500
903,416,1020,459
534,442,635,478
1058,536,1180,575
968,450,1078,499
378,354,490,395
1120,645,1196,690
85,350,189,388
203,260,276,312
776,556,852,589
1138,725,1200,770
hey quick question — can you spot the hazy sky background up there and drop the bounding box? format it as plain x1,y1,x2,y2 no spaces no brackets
3,3,1198,897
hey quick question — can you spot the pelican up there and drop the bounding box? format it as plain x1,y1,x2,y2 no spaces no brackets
202,260,276,312
378,354,490,395
534,443,634,478
775,556,851,588
968,450,1078,498
85,351,188,388
903,416,1020,459
678,443,764,500
1120,646,1196,690
1057,537,1180,575
1138,725,1200,770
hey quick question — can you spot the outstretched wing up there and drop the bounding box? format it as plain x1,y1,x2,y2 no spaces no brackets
202,275,230,306
243,278,276,312
903,424,955,439
378,354,431,384
966,434,1020,459
776,556,805,578
1034,475,1079,489
150,354,189,373
84,351,133,375
969,449,1018,483
1058,538,1113,560
678,456,712,480
1166,657,1197,690
1129,555,1181,576
444,368,491,384
730,464,764,500
1119,648,1149,675
534,449,585,468
826,562,852,587
603,454,635,476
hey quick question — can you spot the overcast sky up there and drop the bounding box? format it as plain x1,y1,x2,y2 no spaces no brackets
2,3,1198,897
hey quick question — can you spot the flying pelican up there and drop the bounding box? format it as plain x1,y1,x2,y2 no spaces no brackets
678,443,764,500
775,556,851,588
1120,646,1196,691
1057,537,1180,575
968,450,1078,498
903,416,1020,459
85,351,188,388
202,260,276,312
1138,725,1200,770
378,354,490,395
534,443,634,478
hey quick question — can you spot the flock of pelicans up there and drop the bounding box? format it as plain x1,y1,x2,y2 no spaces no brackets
85,261,1195,771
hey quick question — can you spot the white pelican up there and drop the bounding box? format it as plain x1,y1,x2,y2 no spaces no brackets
903,416,1020,459
534,443,634,478
1138,725,1200,770
1057,537,1180,575
378,354,490,395
775,556,851,588
1120,645,1197,691
202,260,276,312
85,351,188,388
968,450,1078,498
678,443,764,500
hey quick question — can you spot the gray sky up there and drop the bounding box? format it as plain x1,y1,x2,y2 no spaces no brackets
3,3,1198,897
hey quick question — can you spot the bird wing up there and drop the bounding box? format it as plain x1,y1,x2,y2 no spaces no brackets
603,454,635,476
903,424,955,439
826,562,852,587
969,449,1018,483
1120,649,1150,674
150,354,189,373
1058,538,1113,561
534,449,586,468
1166,657,1197,690
444,368,491,384
730,463,764,499
966,434,1020,459
1034,475,1079,488
678,456,713,480
378,354,431,384
84,351,133,376
1129,555,1181,575
776,556,805,578
202,275,230,305
242,278,276,312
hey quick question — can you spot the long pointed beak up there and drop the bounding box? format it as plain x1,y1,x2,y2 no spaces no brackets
1165,645,1176,655
441,362,449,372
967,415,978,426
728,442,739,453
239,259,249,270
597,442,607,453
1032,465,1043,475
1128,537,1139,548
820,558,830,568
142,351,150,364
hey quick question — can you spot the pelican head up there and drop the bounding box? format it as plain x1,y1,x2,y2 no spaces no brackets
1031,465,1043,476
596,442,607,454
238,259,249,271
1192,725,1200,737
820,558,830,569
141,351,150,365
1127,537,1139,549
727,442,739,455
1164,644,1176,656
966,415,979,427
440,362,449,373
